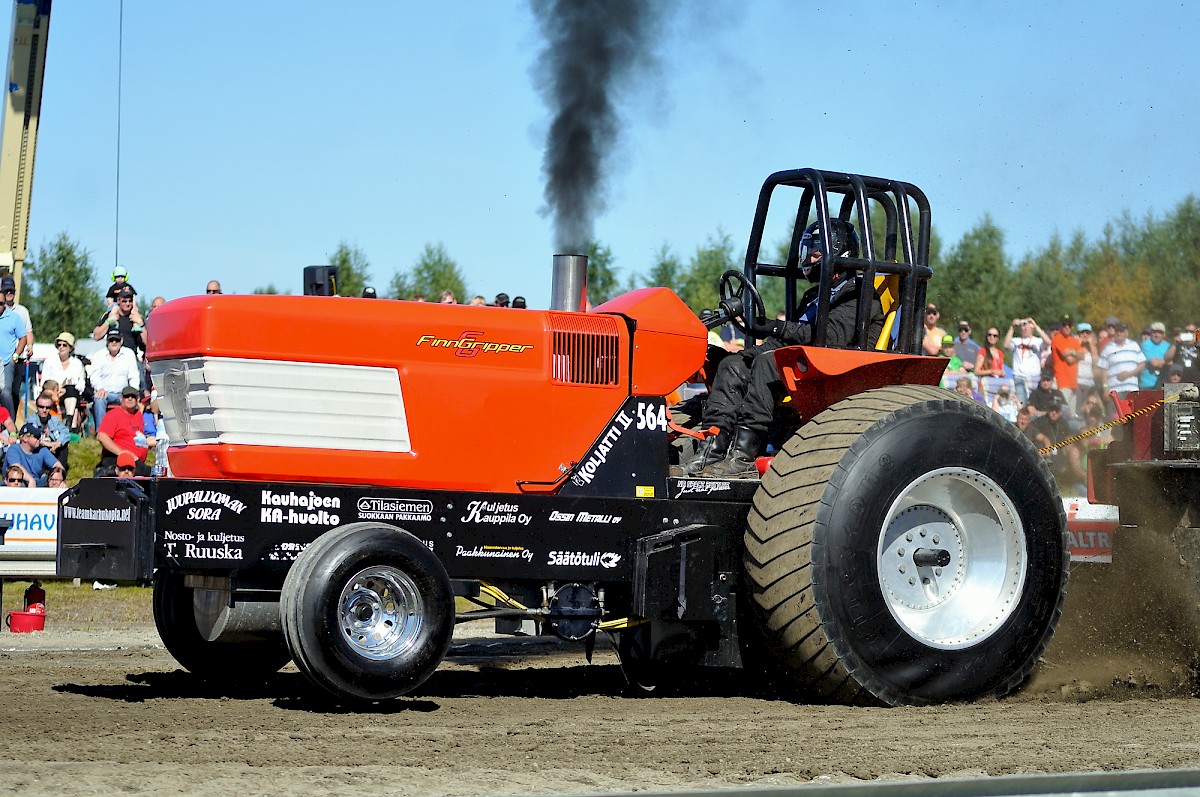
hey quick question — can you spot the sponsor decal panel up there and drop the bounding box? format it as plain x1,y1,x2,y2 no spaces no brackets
674,479,733,498
571,410,634,486
416,331,534,357
357,497,434,522
548,510,622,524
2,491,61,553
260,489,341,526
547,550,622,568
161,529,247,561
267,541,311,563
1064,496,1118,563
63,505,131,522
164,490,247,520
461,500,531,526
2,509,56,533
455,544,534,562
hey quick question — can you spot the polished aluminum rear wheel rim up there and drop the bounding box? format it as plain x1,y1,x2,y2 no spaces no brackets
877,467,1026,650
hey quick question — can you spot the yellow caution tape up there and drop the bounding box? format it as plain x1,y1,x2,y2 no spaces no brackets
1038,393,1179,455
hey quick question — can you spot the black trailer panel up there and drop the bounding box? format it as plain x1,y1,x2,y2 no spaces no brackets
58,477,754,589
58,478,154,582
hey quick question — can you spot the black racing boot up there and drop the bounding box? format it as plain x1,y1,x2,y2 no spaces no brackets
670,430,731,477
701,426,762,479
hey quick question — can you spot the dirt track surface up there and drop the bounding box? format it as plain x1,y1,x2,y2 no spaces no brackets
3,562,1200,797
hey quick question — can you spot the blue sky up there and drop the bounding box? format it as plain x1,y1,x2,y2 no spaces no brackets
14,1,1200,308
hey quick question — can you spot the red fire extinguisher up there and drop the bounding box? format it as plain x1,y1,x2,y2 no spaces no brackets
24,580,46,614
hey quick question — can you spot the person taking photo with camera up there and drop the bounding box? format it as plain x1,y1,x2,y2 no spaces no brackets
1003,316,1046,404
1165,323,1200,383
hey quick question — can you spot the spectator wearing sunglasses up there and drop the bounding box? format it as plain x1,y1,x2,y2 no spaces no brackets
92,286,145,356
4,464,32,488
27,390,71,469
1003,316,1047,404
39,332,88,428
113,450,138,478
104,266,138,308
921,303,947,356
206,280,222,295
96,386,151,476
952,320,981,373
3,422,60,486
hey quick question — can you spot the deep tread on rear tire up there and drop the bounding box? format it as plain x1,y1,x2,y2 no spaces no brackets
745,385,1069,706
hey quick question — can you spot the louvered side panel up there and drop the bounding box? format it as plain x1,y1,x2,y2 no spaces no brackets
548,313,622,387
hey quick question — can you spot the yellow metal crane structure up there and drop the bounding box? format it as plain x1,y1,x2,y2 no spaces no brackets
0,0,51,300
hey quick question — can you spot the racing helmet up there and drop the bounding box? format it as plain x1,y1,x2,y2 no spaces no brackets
799,219,860,281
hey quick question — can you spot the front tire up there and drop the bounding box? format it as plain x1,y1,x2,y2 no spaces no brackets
280,523,455,702
745,385,1069,706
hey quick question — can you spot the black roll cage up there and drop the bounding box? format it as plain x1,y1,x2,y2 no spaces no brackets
742,169,933,355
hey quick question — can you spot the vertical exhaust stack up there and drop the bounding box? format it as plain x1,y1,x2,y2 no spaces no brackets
551,254,588,312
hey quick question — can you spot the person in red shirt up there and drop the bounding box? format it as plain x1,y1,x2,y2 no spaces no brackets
0,403,16,446
1050,315,1082,416
96,385,150,475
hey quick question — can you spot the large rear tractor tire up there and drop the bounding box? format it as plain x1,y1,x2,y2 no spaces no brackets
152,570,291,682
280,523,455,703
745,385,1069,706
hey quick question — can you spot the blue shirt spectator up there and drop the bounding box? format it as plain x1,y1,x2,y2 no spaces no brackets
27,395,71,467
0,304,24,419
4,423,61,486
0,305,24,367
1140,322,1171,388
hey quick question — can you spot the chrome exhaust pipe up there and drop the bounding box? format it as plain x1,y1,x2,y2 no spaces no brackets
550,254,588,312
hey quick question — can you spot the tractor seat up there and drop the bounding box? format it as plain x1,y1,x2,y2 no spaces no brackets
873,273,901,351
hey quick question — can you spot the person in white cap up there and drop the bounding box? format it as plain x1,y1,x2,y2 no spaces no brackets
1140,321,1170,388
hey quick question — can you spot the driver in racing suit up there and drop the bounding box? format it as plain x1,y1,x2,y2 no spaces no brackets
678,218,884,478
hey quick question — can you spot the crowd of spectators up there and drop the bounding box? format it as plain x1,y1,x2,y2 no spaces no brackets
360,287,529,308
1,276,536,487
927,303,1200,493
4,261,1194,499
708,299,1195,495
0,266,178,487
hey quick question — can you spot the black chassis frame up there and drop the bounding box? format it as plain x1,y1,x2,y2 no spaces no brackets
57,470,762,669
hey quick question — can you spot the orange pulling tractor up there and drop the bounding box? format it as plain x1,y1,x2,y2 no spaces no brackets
58,170,1068,706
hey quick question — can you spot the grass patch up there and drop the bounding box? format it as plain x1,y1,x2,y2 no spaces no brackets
64,434,157,486
1,578,153,629
0,581,506,634
66,435,102,486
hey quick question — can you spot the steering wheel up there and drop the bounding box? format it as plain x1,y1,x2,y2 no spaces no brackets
718,269,768,338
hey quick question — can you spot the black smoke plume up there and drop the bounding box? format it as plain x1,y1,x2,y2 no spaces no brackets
530,0,670,253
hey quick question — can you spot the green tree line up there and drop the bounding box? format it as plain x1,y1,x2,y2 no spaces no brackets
20,194,1200,335
927,202,1200,335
